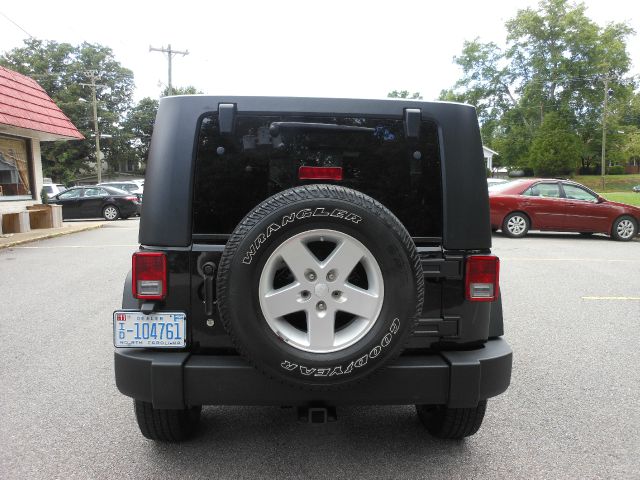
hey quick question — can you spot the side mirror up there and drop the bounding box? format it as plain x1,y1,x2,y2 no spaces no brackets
597,196,605,203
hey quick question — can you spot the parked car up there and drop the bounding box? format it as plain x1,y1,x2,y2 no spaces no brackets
489,179,640,241
633,185,640,193
49,185,140,220
97,181,143,200
42,183,66,199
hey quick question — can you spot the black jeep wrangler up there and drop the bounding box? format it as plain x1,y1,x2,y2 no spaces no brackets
114,96,512,441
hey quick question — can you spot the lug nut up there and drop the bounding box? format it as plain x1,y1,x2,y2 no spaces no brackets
206,318,215,327
301,290,311,300
306,270,317,282
332,291,341,299
326,270,336,282
317,301,327,311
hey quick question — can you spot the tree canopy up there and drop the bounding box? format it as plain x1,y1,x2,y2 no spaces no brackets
0,40,205,182
1,39,136,182
440,0,637,176
387,90,423,100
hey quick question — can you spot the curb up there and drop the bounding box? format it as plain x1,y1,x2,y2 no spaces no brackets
0,224,103,250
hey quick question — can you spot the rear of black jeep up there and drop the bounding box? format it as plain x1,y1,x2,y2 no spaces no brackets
114,96,512,442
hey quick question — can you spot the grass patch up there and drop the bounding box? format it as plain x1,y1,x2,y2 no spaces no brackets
599,192,640,207
573,174,640,192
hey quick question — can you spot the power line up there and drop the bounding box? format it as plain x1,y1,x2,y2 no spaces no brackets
149,44,189,96
0,11,33,38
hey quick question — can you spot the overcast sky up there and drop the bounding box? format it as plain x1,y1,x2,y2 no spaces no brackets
1,0,638,102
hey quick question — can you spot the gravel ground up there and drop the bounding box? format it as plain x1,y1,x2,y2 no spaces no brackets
0,222,638,479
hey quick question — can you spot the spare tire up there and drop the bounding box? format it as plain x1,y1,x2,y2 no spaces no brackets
216,185,424,389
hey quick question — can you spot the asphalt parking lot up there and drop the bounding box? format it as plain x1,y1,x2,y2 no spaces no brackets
0,220,638,480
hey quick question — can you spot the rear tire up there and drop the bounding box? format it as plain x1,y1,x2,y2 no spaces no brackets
416,400,487,439
134,400,201,442
103,205,120,221
502,212,529,238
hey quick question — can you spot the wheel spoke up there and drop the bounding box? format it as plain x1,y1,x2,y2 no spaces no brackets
279,239,319,282
339,284,381,319
262,282,304,318
323,238,364,283
307,310,336,349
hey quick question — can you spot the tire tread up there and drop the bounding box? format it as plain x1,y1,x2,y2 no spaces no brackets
134,400,201,442
416,400,487,439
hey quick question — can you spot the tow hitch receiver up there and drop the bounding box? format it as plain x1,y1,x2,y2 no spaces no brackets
298,406,337,424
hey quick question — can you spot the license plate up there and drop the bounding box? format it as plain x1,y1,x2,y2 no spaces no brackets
113,311,186,348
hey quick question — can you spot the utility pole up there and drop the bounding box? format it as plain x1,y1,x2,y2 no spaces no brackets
149,44,189,96
601,76,610,191
80,71,105,183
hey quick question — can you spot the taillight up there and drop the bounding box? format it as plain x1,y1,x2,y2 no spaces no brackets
465,255,500,302
124,196,138,202
298,166,343,181
132,252,167,300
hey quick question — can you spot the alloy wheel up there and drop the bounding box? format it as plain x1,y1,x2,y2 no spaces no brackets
258,229,384,353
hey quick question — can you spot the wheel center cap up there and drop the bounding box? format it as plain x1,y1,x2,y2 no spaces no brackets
314,283,329,298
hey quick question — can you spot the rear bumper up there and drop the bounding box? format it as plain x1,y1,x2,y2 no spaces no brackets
120,203,139,216
114,338,512,409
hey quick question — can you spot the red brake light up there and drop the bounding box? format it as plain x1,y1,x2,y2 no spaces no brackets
124,196,138,201
132,252,167,300
298,166,343,181
465,255,500,302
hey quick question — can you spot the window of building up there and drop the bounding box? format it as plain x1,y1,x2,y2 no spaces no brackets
0,136,32,201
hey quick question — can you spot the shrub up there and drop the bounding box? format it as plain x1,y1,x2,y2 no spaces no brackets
607,165,625,175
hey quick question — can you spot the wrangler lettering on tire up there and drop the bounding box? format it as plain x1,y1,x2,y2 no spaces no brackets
216,185,424,389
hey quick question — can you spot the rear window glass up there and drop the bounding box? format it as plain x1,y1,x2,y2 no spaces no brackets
193,114,442,238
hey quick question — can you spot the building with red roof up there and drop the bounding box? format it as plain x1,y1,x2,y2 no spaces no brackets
0,65,83,230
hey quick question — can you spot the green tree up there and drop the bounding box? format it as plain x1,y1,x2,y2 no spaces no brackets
121,97,160,169
1,39,135,181
528,112,583,175
441,0,635,170
162,85,203,97
387,90,423,100
115,86,201,171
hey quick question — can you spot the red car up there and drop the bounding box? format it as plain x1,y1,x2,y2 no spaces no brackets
489,179,640,241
